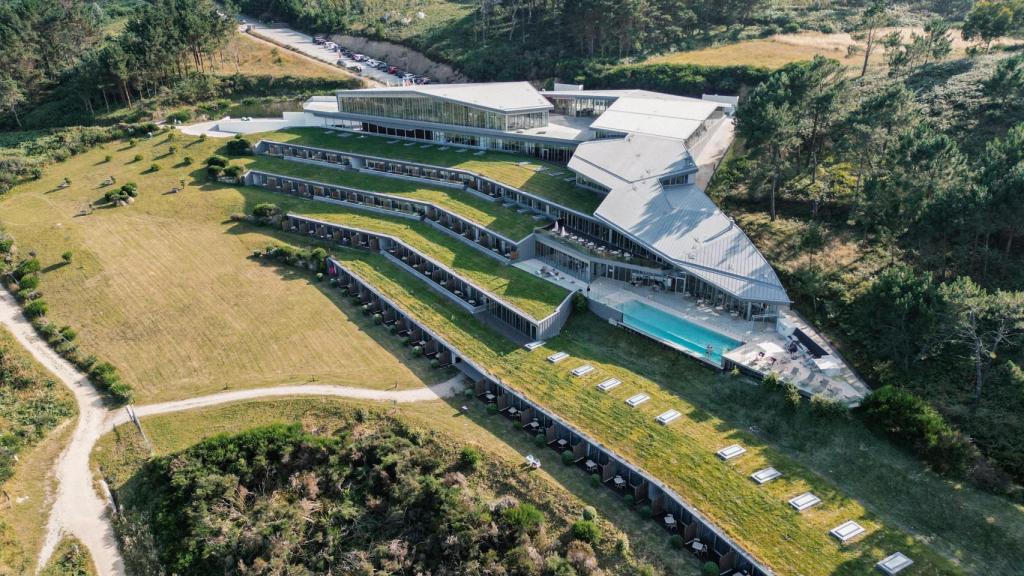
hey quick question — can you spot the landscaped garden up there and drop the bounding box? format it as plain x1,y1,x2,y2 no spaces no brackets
243,154,545,240
263,127,603,213
293,242,993,576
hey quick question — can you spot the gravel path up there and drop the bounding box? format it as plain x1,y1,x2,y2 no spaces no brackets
0,289,461,576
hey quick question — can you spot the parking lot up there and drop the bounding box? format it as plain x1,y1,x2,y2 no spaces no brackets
238,18,414,87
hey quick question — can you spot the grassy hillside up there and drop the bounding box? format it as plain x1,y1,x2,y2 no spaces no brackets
0,133,447,402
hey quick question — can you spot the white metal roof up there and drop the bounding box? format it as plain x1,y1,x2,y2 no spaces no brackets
337,82,553,114
588,137,788,304
569,134,694,185
588,92,722,141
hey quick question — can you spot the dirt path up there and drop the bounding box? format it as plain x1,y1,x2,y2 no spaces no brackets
0,289,462,576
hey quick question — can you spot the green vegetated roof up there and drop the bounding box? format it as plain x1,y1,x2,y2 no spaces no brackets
262,128,603,214
241,155,541,241
264,195,568,321
328,248,960,576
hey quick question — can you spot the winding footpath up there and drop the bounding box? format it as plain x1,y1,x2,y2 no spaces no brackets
0,290,461,576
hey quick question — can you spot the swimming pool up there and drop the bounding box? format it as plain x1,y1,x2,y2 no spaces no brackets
621,300,741,365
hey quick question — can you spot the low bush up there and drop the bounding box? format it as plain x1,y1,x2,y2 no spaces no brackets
204,154,228,168
23,299,47,318
669,534,684,549
570,520,602,544
637,504,652,517
623,494,635,507
502,503,544,535
132,153,143,162
561,451,574,465
703,561,720,576
861,385,980,477
459,446,483,471
223,164,244,178
486,403,498,415
18,274,39,292
534,433,546,446
147,163,160,173
224,136,252,155
582,506,597,521
590,474,600,487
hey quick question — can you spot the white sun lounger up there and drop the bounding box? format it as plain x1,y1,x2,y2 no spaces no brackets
571,364,594,377
597,378,621,392
788,492,821,511
524,340,545,351
547,351,568,363
656,409,681,425
877,552,914,575
830,520,865,543
625,393,650,407
751,467,782,484
716,444,746,460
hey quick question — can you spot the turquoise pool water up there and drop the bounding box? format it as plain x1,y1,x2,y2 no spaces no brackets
621,300,741,365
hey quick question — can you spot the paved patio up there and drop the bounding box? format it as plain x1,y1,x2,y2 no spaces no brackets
588,278,869,406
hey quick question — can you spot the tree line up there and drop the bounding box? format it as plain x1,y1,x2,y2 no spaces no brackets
729,39,1024,490
0,0,234,128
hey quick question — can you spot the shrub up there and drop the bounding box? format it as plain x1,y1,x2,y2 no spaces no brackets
861,385,979,477
637,504,651,517
103,154,112,163
252,202,281,219
224,137,252,155
702,561,720,576
61,251,73,263
430,358,439,369
581,506,597,521
58,326,77,341
121,182,138,197
561,451,574,466
223,165,244,178
206,165,224,178
168,145,178,155
18,274,39,291
502,503,544,535
108,381,134,403
572,290,588,312
132,154,143,162
486,403,498,415
373,313,382,324
412,345,423,357
463,388,473,398
388,324,398,334
534,433,546,446
668,534,684,549
147,163,160,173
24,300,47,318
810,394,845,418
570,520,601,544
590,473,600,487
16,258,40,278
205,155,229,167
459,446,483,471
166,109,192,123
623,494,635,507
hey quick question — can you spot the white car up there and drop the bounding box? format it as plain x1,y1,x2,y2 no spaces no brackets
324,42,336,50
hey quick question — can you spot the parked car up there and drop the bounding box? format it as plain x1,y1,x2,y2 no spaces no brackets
352,54,365,61
387,66,398,74
324,42,336,50
391,69,403,76
402,73,415,80
346,64,363,73
313,36,326,44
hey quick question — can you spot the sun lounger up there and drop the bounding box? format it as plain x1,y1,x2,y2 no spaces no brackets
656,409,681,425
571,364,594,377
830,520,865,543
716,444,746,460
524,341,545,351
751,467,782,484
625,393,650,407
547,351,569,363
788,492,821,511
876,552,914,575
597,378,621,392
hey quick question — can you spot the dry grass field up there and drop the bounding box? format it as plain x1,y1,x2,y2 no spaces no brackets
0,134,446,403
645,28,1021,71
210,32,355,79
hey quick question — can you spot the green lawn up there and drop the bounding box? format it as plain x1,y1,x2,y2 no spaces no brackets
254,194,569,321
241,155,543,240
322,247,964,576
262,128,602,214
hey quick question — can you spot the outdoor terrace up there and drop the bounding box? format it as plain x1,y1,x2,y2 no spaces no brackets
264,127,603,214
274,198,568,321
323,246,955,576
241,155,542,240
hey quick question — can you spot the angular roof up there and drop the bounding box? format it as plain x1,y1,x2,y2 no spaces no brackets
588,92,723,141
586,137,788,304
568,134,694,186
338,82,553,114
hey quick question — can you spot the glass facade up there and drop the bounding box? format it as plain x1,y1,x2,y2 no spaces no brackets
338,94,547,131
546,95,615,117
575,174,610,194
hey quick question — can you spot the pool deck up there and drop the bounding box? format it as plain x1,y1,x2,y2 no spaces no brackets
588,278,869,406
514,258,589,293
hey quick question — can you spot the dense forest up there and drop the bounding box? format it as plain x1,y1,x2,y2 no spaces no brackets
115,417,627,575
716,2,1024,491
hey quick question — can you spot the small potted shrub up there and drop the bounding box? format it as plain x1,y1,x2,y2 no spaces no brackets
533,433,545,447
486,403,498,415
430,358,439,369
590,474,600,487
623,494,635,508
412,345,423,357
373,313,383,325
669,535,684,549
561,451,574,466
